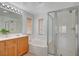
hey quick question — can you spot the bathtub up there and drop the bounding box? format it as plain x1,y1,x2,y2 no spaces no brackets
29,39,47,56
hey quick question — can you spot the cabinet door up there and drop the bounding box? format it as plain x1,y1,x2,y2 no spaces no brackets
6,39,17,56
0,41,6,56
18,36,29,56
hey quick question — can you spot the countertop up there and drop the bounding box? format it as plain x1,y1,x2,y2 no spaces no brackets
0,34,27,41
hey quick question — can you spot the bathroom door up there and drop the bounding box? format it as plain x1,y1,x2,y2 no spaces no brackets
57,8,77,56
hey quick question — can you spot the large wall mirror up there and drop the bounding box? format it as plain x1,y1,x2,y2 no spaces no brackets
0,7,22,35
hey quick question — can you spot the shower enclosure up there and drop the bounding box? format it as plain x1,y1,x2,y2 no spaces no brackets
47,6,79,56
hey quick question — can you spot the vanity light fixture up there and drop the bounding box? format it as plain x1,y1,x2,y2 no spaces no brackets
0,2,23,15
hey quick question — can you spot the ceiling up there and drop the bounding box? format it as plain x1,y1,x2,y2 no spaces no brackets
9,2,78,15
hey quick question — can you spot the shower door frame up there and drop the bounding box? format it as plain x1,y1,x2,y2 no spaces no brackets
47,6,78,56
47,11,58,56
47,11,57,56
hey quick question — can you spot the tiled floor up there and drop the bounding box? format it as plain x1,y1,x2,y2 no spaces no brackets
23,52,35,56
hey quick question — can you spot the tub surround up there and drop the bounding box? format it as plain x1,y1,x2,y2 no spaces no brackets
0,34,29,56
29,39,47,56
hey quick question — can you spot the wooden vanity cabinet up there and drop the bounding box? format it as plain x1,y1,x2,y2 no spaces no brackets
6,39,18,56
0,36,28,56
18,36,29,56
0,41,6,56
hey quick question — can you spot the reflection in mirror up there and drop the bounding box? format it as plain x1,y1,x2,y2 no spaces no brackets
38,17,44,34
0,7,22,35
27,16,32,34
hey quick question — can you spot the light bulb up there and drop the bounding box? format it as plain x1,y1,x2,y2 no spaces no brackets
11,7,13,9
2,3,5,6
7,5,9,8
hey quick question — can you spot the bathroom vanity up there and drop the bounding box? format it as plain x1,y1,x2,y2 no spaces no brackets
0,35,29,56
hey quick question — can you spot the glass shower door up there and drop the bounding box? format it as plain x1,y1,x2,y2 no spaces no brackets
48,8,77,56
57,9,77,56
